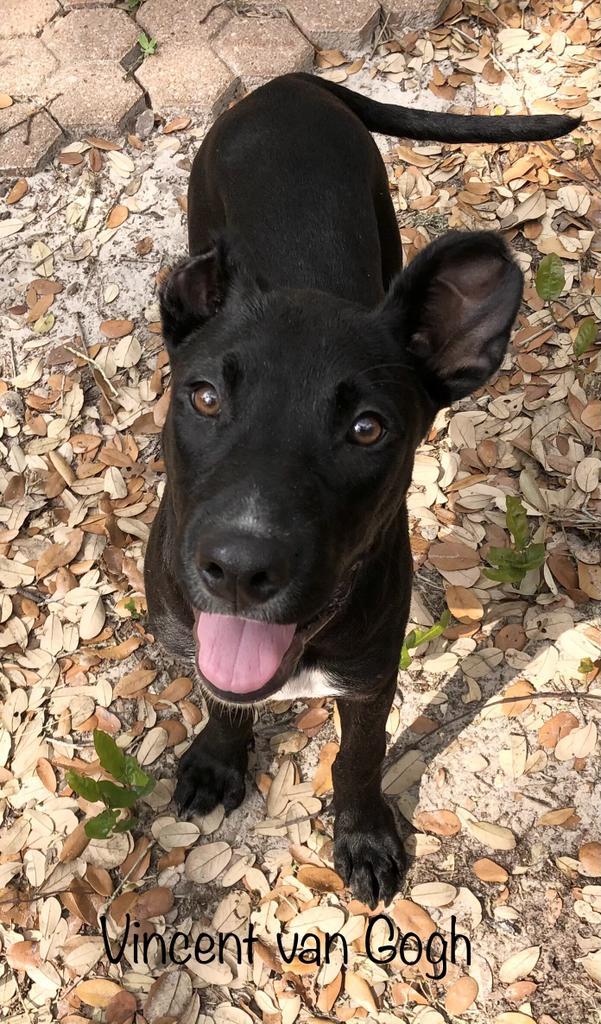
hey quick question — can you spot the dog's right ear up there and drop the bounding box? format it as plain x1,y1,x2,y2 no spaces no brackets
159,243,228,349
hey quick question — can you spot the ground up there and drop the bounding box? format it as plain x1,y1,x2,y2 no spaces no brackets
1,2,601,1024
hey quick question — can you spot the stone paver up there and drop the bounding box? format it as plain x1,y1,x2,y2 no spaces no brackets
213,15,313,88
62,0,115,7
0,0,450,173
0,37,58,96
135,43,238,118
0,104,63,175
45,62,146,136
136,0,232,43
42,8,139,64
286,0,381,49
382,0,448,29
0,0,60,40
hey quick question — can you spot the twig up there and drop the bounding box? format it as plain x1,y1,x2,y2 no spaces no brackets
562,0,597,31
451,25,528,108
370,10,392,59
408,688,601,748
516,296,591,350
63,344,119,398
539,142,598,191
101,838,156,915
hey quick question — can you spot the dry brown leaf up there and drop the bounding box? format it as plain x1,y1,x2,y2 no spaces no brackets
36,529,83,579
185,842,231,883
390,981,429,1006
538,711,579,750
445,975,478,1014
134,886,174,920
156,676,193,703
504,980,537,1001
36,757,57,793
579,842,601,877
114,668,157,698
163,116,191,133
429,541,480,572
6,178,28,204
445,584,483,622
537,807,576,826
467,820,516,851
494,1015,537,1024
472,858,508,883
86,866,113,897
105,990,137,1024
411,881,457,907
578,563,601,601
75,979,123,1008
59,820,90,863
414,809,461,836
392,899,437,940
86,135,121,151
7,940,41,970
144,970,193,1022
296,865,344,892
106,205,129,229
499,945,540,983
555,721,597,761
312,741,338,796
345,972,377,1012
100,319,134,339
501,680,534,717
581,401,601,431
581,950,601,985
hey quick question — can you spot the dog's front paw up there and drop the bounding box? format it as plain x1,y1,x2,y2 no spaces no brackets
334,802,405,909
174,734,247,818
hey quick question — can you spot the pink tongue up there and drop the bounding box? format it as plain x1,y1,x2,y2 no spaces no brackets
195,613,296,694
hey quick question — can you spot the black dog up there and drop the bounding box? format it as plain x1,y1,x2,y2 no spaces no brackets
145,74,578,908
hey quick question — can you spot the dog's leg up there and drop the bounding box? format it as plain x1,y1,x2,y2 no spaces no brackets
174,703,253,818
333,679,405,908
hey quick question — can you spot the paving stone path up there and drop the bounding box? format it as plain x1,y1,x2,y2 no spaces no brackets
0,0,445,176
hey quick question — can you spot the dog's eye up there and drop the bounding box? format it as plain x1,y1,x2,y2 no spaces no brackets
191,383,221,417
349,413,385,446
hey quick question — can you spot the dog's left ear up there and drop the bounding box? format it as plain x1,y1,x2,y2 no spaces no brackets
383,231,523,406
159,240,231,349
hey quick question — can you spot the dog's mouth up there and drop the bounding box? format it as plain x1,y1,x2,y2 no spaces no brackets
193,570,358,703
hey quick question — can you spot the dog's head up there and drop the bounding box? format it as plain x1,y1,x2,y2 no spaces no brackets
159,230,522,702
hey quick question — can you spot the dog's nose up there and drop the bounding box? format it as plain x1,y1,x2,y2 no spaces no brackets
197,532,290,609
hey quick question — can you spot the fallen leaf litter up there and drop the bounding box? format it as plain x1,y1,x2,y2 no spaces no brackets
1,1,601,1021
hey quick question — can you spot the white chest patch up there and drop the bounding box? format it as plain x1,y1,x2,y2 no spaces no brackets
272,668,345,701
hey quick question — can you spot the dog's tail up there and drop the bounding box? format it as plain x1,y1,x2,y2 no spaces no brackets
294,73,581,143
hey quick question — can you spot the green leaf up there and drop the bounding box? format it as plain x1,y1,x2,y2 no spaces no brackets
484,564,524,584
486,545,518,568
505,496,529,551
122,755,155,795
535,253,565,301
412,610,451,648
97,780,140,809
114,817,136,833
137,32,157,55
574,317,597,357
84,809,119,839
66,770,100,803
510,543,546,573
400,610,451,668
94,730,127,781
485,543,545,583
579,657,595,675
